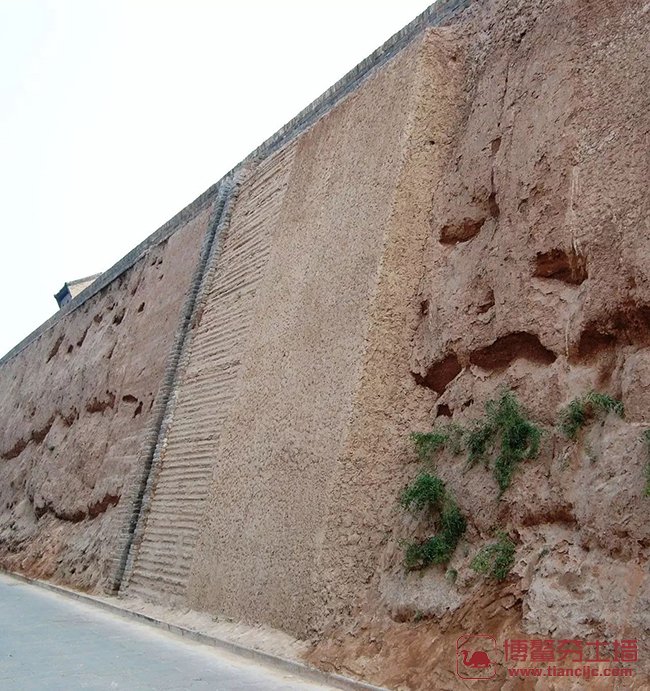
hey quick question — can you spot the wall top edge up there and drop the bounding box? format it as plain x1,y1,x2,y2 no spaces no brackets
0,0,474,366
235,0,473,169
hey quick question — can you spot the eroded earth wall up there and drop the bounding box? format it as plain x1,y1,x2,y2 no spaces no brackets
122,34,431,634
0,195,213,589
186,38,427,635
1,0,648,688
307,1,650,688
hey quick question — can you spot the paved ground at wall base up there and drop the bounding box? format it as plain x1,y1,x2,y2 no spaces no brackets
0,572,337,691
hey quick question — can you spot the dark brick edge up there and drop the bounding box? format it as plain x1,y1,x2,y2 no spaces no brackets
108,172,238,594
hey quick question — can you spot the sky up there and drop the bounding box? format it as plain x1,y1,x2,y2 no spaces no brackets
0,0,433,357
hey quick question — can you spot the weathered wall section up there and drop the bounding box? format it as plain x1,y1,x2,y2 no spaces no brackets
0,197,213,589
315,24,469,634
0,0,474,600
2,1,648,688
307,1,650,688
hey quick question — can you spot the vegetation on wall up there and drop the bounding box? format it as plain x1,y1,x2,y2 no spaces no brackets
410,391,541,495
470,531,516,581
400,388,633,582
400,432,467,570
399,390,538,572
400,472,445,512
411,423,464,461
464,391,541,494
558,391,624,440
400,470,467,570
410,432,448,462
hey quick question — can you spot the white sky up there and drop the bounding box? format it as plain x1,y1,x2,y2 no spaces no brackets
0,0,434,358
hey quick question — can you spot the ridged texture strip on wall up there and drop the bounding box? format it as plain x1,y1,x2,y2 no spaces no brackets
126,143,297,602
111,175,236,593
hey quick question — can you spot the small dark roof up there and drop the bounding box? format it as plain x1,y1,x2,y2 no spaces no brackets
54,273,102,308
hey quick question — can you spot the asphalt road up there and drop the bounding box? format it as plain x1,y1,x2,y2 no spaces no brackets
0,573,333,690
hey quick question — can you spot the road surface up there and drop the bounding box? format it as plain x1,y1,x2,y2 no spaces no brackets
0,573,334,690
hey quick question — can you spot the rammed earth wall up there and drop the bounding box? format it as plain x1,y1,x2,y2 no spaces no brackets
2,1,649,688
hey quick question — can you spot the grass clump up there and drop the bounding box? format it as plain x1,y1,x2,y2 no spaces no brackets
410,431,448,461
399,473,445,512
401,390,538,570
471,531,516,581
491,392,541,493
412,391,541,495
466,420,495,468
410,423,466,462
584,391,624,417
558,391,624,440
441,423,465,455
464,390,541,494
439,499,467,542
404,535,449,570
400,434,467,570
558,399,587,440
402,497,467,570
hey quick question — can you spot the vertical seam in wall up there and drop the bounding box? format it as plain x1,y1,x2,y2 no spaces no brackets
109,170,244,594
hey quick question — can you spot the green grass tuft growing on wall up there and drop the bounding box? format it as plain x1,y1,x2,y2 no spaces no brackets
462,390,541,494
401,390,541,573
402,497,467,570
400,433,467,570
399,472,445,512
410,431,448,462
411,391,541,494
471,531,516,581
558,391,624,440
584,391,624,417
